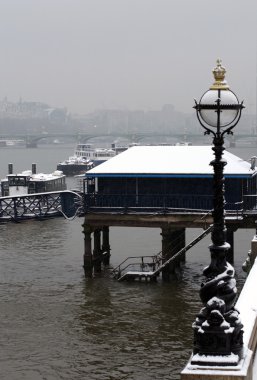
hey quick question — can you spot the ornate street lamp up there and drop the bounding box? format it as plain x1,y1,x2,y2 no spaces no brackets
192,59,244,366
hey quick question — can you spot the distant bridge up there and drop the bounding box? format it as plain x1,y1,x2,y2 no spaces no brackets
1,132,257,146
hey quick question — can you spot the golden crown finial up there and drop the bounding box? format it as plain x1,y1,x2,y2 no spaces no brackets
210,58,229,90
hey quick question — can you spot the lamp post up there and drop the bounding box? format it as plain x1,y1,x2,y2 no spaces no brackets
192,59,244,366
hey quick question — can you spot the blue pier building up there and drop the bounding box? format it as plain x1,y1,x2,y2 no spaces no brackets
84,145,257,213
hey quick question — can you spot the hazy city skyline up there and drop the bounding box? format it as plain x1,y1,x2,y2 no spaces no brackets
0,0,257,116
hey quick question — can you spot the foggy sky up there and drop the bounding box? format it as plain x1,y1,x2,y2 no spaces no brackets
0,0,256,115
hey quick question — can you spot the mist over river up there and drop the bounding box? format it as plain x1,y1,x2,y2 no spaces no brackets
0,143,256,379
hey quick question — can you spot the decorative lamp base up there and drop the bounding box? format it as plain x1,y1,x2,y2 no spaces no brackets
191,352,240,367
192,297,244,365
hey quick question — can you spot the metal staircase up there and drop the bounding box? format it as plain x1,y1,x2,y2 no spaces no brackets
112,225,213,281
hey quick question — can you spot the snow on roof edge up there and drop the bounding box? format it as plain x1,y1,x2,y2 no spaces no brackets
86,145,256,178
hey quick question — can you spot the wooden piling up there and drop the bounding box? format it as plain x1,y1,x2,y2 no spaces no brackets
82,223,93,276
102,226,111,266
161,227,186,281
93,229,102,273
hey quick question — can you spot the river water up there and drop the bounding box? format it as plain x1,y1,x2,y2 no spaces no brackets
0,143,256,380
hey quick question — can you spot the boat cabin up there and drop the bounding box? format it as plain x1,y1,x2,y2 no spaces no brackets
84,146,257,212
75,143,116,163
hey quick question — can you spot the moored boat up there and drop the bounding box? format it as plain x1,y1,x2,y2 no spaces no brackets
57,156,95,176
57,142,141,176
1,163,67,196
57,143,116,176
75,143,116,164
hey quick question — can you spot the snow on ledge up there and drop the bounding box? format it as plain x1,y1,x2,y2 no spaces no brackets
236,256,257,350
191,352,239,365
181,349,252,378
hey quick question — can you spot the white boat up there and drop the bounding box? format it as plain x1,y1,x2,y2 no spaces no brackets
75,143,116,163
57,142,141,176
57,143,116,176
1,164,67,197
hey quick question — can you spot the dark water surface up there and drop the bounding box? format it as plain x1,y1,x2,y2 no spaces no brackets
0,144,255,379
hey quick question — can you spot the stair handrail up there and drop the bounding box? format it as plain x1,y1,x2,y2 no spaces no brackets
112,229,187,278
120,225,213,280
117,261,157,279
113,228,192,279
113,226,213,280
151,225,213,277
118,226,213,281
112,255,158,273
112,254,162,279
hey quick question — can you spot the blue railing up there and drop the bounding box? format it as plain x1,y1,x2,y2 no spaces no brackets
84,193,245,213
0,190,82,221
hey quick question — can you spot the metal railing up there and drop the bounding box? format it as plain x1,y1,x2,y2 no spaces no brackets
84,193,245,215
112,229,189,280
0,190,82,222
112,229,186,279
242,195,257,211
112,253,163,280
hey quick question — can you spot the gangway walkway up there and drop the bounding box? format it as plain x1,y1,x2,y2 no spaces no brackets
113,225,213,281
0,190,83,222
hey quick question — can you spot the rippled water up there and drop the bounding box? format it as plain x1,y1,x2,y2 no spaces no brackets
0,144,255,379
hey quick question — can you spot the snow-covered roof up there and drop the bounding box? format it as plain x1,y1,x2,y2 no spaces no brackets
86,145,256,178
